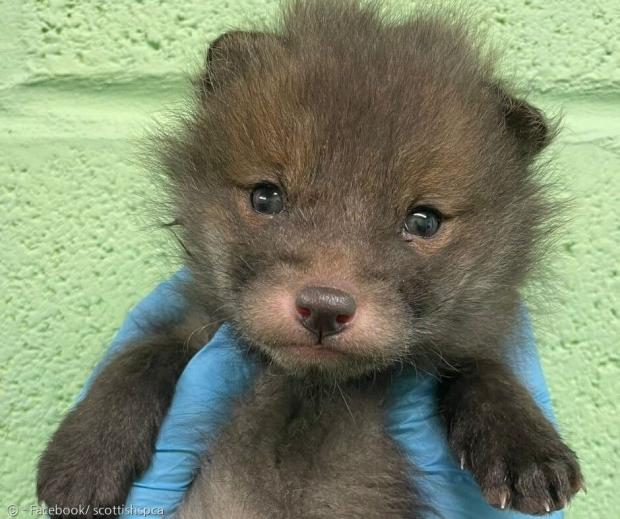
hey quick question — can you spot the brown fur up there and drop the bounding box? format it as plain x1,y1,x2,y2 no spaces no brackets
179,371,423,519
161,0,555,378
38,1,582,517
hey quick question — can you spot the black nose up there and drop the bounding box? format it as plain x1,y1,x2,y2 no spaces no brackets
295,286,356,342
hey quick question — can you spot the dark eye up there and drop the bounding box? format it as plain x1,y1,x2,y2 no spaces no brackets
251,183,284,214
403,207,441,238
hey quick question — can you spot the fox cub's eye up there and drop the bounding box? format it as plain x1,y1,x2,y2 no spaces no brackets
251,183,284,214
403,207,441,238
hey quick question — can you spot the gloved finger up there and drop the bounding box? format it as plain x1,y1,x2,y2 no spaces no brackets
123,325,259,518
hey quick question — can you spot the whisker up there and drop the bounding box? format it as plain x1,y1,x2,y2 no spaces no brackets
335,382,355,424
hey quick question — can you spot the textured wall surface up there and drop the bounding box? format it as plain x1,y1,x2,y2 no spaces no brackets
1,1,618,517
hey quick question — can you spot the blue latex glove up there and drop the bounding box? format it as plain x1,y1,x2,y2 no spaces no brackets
82,273,563,518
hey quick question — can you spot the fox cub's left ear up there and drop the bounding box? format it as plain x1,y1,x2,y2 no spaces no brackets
494,85,555,158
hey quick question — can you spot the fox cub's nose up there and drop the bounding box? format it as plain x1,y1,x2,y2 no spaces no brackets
295,286,356,341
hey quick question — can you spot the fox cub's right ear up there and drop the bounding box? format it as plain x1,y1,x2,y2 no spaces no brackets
197,31,282,96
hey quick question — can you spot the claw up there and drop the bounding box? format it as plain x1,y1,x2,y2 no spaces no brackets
499,492,507,510
460,454,465,470
544,502,551,513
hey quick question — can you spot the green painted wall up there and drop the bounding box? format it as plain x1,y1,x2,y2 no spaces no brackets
1,1,618,517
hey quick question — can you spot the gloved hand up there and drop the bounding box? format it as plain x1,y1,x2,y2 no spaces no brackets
81,272,563,518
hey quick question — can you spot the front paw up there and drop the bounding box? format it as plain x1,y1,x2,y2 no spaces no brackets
452,421,584,514
37,449,129,518
37,414,133,518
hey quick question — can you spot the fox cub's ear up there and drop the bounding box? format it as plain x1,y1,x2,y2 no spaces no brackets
494,85,555,158
197,31,282,96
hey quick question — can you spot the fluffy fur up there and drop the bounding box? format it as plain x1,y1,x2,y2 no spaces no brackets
38,1,582,517
179,371,424,519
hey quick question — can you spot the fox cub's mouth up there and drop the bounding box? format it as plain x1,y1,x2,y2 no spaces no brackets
260,284,362,367
288,344,348,361
236,275,408,376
